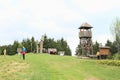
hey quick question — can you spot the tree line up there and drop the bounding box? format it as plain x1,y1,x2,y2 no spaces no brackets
83,40,117,55
0,35,71,56
43,35,71,55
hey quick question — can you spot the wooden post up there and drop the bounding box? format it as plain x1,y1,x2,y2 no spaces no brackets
3,49,6,56
40,35,44,53
36,42,39,53
40,41,43,53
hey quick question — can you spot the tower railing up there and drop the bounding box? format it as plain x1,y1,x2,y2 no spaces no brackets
79,31,92,38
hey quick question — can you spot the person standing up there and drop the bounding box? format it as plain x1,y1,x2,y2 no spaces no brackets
22,47,26,60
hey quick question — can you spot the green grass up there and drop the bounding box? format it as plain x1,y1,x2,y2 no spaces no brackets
0,55,30,80
1,54,120,80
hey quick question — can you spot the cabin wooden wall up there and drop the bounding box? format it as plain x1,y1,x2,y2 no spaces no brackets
99,48,110,55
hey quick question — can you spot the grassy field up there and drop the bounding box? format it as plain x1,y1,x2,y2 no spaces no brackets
0,54,120,80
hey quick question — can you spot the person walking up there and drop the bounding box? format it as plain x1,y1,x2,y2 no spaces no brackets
22,47,26,60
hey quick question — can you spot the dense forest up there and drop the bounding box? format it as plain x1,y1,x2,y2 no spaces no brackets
76,40,118,55
0,35,71,56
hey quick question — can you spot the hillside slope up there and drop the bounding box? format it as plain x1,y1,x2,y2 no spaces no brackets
0,54,120,80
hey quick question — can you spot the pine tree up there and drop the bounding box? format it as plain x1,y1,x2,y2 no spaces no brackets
22,38,31,53
31,37,36,52
58,38,71,55
93,41,99,55
12,40,19,55
110,17,120,54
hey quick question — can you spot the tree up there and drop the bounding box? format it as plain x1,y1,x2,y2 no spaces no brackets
22,38,31,53
7,45,13,55
0,46,2,55
111,41,118,54
31,37,36,52
93,41,99,54
65,46,71,55
57,38,71,55
56,40,63,51
0,35,71,55
12,40,19,55
0,45,7,55
105,40,112,47
43,35,57,49
75,45,82,56
105,40,118,54
43,35,71,55
18,43,23,48
43,35,49,49
110,17,120,53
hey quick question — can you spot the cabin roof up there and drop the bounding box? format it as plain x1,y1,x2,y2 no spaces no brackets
99,46,110,49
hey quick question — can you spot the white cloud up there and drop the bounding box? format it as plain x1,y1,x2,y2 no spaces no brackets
93,34,114,46
66,32,79,56
0,0,81,54
0,40,13,45
72,0,120,13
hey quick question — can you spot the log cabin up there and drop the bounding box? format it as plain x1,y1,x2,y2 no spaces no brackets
97,46,110,59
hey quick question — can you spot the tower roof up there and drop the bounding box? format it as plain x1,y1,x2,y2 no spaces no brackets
79,22,93,29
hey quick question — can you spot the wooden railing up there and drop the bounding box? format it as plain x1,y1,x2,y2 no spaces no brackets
79,31,92,38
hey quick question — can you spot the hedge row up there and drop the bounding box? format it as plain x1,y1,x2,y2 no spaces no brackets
97,60,120,66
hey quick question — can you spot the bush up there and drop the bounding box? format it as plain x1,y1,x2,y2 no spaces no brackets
113,53,120,60
97,60,120,66
107,55,113,59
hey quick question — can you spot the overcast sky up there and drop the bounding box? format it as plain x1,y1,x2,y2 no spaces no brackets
0,0,120,55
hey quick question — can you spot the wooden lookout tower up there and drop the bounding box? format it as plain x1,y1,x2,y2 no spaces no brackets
78,22,93,56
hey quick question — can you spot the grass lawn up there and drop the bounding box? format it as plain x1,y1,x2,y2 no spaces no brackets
0,54,120,80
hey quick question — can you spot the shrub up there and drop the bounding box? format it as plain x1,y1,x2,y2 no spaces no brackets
107,55,113,59
113,53,120,60
97,60,120,66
